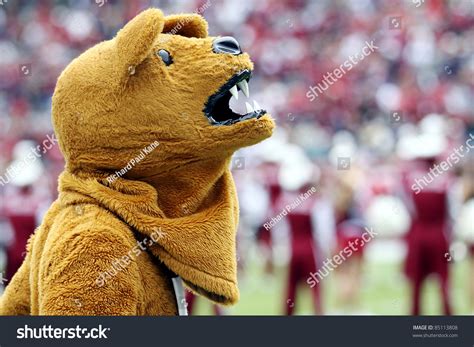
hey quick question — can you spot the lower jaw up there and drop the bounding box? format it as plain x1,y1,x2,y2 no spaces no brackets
208,110,267,126
210,114,275,146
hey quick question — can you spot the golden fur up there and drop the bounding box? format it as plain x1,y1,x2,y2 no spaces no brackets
0,8,274,315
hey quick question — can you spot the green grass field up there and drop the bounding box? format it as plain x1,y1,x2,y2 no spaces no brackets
193,259,471,315
1,250,469,315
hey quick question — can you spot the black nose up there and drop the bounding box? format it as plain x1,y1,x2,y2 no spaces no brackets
213,36,242,55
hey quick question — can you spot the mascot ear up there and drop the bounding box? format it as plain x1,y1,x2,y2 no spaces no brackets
163,14,208,38
116,8,165,70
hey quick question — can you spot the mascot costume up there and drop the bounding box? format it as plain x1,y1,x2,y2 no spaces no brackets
0,8,274,315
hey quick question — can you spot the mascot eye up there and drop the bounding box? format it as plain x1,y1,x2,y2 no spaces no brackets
156,49,173,66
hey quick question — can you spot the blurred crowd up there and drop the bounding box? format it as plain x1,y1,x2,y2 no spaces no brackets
0,0,473,315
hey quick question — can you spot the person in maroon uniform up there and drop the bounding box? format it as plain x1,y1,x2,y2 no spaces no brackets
404,159,453,315
3,186,38,281
397,117,455,315
277,146,323,315
256,160,282,276
1,140,50,282
281,186,323,315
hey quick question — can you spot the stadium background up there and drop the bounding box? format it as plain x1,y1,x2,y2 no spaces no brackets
0,0,473,315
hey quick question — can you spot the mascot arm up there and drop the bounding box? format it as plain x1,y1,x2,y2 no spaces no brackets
39,227,141,316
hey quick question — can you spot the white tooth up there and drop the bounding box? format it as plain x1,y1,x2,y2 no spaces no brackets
253,100,261,110
245,102,254,113
229,85,239,100
238,80,250,98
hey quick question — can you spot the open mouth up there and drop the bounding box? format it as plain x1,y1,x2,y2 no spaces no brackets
204,70,266,126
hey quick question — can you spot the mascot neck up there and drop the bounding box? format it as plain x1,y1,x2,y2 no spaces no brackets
140,157,232,217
